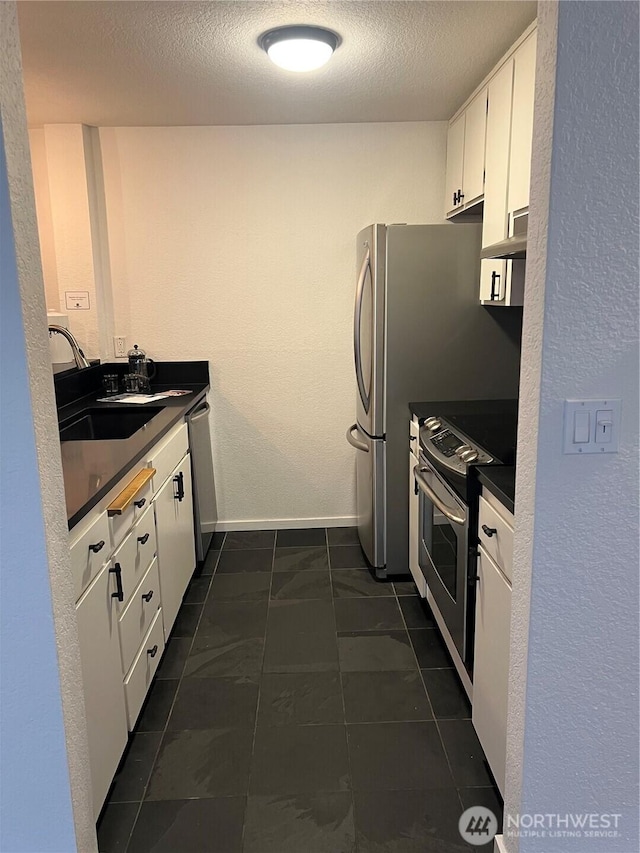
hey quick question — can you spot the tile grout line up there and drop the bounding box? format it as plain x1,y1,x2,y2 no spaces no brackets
122,536,225,853
328,529,360,853
240,530,277,851
124,533,227,853
395,583,463,802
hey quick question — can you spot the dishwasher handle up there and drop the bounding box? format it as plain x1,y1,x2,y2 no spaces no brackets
188,401,210,423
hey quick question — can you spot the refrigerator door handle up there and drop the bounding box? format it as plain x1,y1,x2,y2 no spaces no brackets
346,423,369,453
354,247,371,413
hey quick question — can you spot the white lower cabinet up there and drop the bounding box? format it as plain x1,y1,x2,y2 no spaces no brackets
472,500,513,797
69,416,198,818
75,564,128,819
154,452,195,638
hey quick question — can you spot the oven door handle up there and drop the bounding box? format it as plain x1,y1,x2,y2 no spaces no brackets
414,466,466,526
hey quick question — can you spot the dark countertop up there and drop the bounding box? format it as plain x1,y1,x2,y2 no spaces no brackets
474,465,516,515
56,361,209,530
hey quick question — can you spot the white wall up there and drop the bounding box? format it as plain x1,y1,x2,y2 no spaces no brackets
506,2,639,851
0,5,96,851
100,121,447,527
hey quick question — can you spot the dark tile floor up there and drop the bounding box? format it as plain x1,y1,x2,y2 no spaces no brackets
98,528,503,853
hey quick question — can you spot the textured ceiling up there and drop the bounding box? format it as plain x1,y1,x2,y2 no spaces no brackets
17,1,537,127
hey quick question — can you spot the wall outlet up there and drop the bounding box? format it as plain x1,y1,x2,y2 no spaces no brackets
113,336,126,358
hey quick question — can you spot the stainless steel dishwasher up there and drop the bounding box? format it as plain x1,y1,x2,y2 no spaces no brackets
186,397,218,562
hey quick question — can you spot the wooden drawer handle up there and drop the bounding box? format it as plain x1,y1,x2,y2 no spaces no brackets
107,468,156,517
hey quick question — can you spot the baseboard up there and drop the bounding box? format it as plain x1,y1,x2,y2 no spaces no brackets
216,516,357,532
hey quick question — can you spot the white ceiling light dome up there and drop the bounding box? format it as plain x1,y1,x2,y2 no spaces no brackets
259,25,340,73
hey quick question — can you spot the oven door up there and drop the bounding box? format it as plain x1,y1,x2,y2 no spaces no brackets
414,458,469,662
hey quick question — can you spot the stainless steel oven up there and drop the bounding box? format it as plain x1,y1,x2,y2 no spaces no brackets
415,457,470,665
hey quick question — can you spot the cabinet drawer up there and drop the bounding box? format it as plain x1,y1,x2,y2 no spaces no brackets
110,476,153,550
111,505,157,609
123,608,164,731
70,510,110,600
478,495,514,582
148,421,188,493
118,558,161,675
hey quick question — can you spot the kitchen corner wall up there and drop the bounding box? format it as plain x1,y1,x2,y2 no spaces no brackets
97,121,446,526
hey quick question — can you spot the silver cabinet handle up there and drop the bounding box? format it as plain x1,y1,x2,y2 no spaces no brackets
413,466,465,526
353,247,371,413
346,423,369,453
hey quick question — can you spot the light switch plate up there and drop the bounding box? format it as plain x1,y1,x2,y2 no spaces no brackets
563,399,621,454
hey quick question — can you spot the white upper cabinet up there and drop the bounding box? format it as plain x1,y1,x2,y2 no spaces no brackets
444,88,487,216
508,30,537,220
444,113,465,215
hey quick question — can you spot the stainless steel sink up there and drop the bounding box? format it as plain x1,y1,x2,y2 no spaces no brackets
59,406,164,442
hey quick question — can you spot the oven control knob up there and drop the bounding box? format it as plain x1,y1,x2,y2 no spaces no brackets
460,449,479,463
455,444,472,458
425,417,442,432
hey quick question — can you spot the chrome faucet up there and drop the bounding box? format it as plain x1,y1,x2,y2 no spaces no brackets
48,324,91,370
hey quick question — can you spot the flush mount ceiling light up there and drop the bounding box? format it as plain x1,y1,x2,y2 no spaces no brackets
259,25,340,72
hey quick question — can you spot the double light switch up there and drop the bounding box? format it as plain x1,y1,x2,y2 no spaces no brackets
563,400,621,454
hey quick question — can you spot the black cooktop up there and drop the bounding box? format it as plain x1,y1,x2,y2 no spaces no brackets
445,402,518,465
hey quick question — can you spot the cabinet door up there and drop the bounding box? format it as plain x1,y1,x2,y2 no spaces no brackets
75,564,128,818
472,546,512,796
462,88,488,207
508,31,537,218
444,112,465,215
154,452,195,638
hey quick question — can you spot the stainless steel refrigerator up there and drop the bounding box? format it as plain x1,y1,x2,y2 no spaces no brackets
346,224,521,577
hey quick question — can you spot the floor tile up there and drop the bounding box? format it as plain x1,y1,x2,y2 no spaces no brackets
184,635,264,677
216,548,273,573
182,575,211,604
354,788,470,853
258,672,344,726
197,599,268,640
329,545,369,569
334,597,404,632
348,722,454,791
438,720,495,787
267,599,336,638
223,529,275,550
409,628,452,669
277,527,327,547
108,733,162,803
263,630,339,673
145,728,253,799
342,671,432,723
201,548,220,575
338,631,416,672
422,669,471,719
270,570,332,600
327,526,360,546
96,802,138,853
273,546,329,573
211,531,226,550
459,786,504,837
167,676,259,730
332,569,394,598
250,725,350,794
135,679,179,733
399,595,437,629
208,571,271,602
127,797,245,853
170,602,203,638
155,638,191,680
243,792,356,853
392,576,418,596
